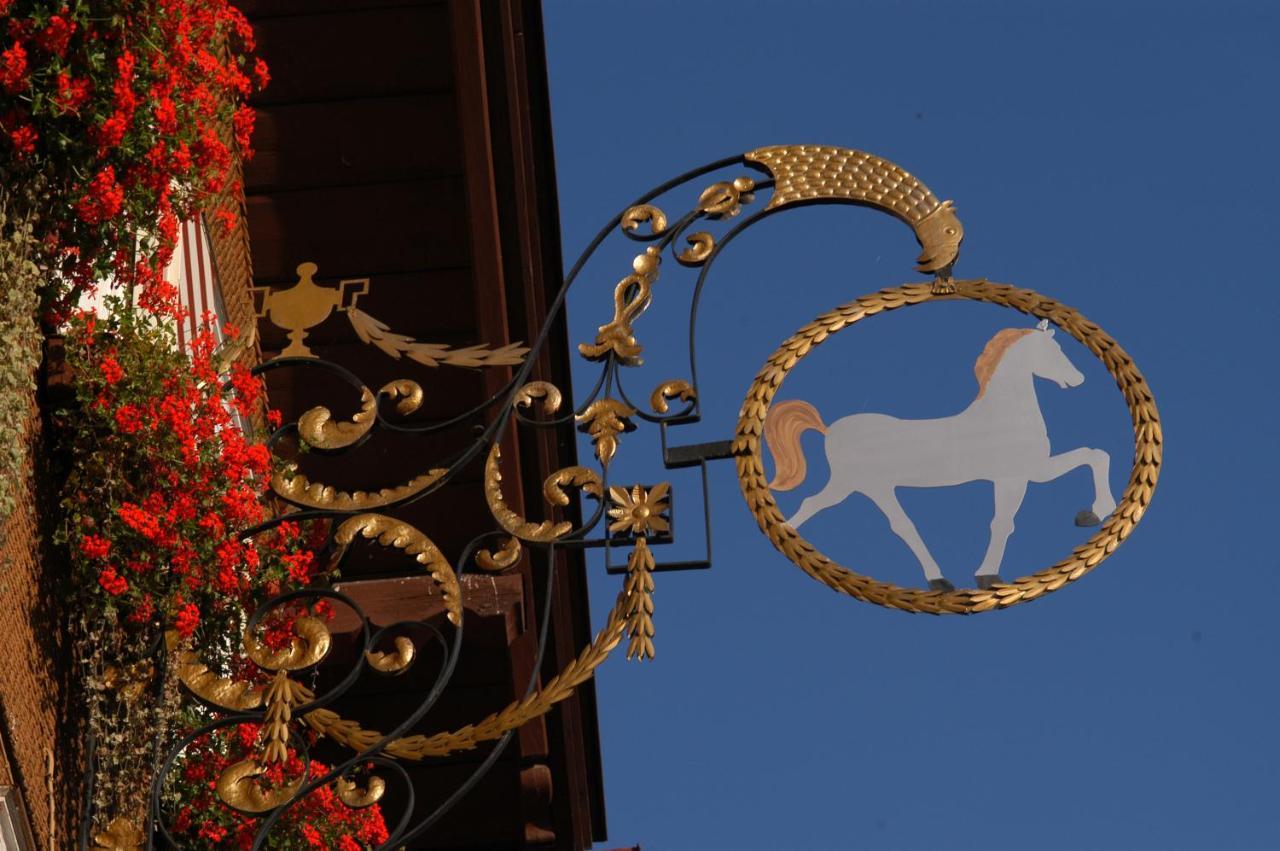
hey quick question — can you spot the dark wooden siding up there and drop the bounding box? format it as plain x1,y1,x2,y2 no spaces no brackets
243,1,606,847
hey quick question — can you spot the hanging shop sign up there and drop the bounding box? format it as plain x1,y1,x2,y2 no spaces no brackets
153,145,1160,846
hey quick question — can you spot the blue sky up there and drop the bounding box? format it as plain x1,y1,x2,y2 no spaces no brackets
542,2,1279,848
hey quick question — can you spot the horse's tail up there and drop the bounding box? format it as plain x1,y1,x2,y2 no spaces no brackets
764,399,827,491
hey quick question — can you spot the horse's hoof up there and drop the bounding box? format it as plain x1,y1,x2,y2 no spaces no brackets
975,574,1003,590
928,578,955,592
1075,510,1101,527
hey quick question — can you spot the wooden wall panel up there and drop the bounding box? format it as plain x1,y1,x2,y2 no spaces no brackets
247,94,464,193
240,0,437,18
246,178,471,282
253,5,453,105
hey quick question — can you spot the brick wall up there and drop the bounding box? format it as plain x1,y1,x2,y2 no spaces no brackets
0,396,63,849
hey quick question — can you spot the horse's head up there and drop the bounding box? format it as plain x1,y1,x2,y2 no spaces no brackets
1023,319,1083,389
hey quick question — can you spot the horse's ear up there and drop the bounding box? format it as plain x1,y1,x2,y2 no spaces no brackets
1036,319,1051,332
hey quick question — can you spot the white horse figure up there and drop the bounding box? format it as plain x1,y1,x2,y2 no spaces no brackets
765,320,1115,590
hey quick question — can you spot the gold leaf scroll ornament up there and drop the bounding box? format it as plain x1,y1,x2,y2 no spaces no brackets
650,379,696,413
577,399,636,466
485,445,603,542
217,759,303,814
334,514,462,626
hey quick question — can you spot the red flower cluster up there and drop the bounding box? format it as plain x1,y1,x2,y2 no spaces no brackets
61,310,325,645
0,1,266,318
170,724,389,849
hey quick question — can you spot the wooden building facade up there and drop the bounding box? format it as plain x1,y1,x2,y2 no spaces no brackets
240,0,608,848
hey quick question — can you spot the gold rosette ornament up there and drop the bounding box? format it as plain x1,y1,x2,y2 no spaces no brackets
607,483,670,536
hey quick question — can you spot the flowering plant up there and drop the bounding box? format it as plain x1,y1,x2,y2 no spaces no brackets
168,722,390,850
59,303,316,643
56,300,356,835
0,0,266,317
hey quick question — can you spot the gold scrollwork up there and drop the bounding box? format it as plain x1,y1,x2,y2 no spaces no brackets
697,176,756,218
380,378,424,416
542,466,603,507
649,379,696,413
170,639,265,711
271,466,447,511
485,445,573,542
298,387,376,450
734,279,1161,615
245,615,332,672
475,536,523,572
302,575,635,760
676,231,715,266
335,514,462,626
337,775,387,809
620,204,668,236
216,759,303,814
577,399,636,467
296,375,424,450
578,247,661,365
514,380,563,415
367,636,416,674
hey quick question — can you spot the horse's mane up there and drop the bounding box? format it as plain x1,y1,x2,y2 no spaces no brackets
974,328,1035,399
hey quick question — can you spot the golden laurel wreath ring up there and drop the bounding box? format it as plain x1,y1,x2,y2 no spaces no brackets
732,278,1162,615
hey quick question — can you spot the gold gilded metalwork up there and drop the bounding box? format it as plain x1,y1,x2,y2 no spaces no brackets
380,378,424,415
216,760,303,814
296,380,421,451
623,537,656,661
367,636,416,674
348,306,529,367
607,483,670,536
620,204,668,236
271,465,447,511
514,380,563,415
676,231,715,266
542,465,603,507
334,514,462,626
245,615,332,671
697,176,755,217
649,379,696,413
577,398,636,467
734,279,1161,615
298,387,376,450
475,536,522,572
92,817,144,850
746,145,964,273
301,578,635,760
262,670,311,764
337,775,386,809
485,445,573,541
169,632,265,711
578,247,661,364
